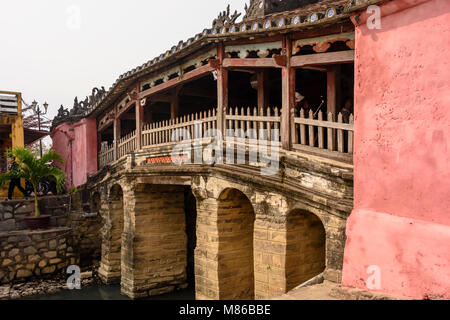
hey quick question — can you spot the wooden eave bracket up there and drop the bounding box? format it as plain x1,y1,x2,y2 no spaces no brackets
273,54,287,67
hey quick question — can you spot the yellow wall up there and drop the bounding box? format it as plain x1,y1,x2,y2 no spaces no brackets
0,91,25,199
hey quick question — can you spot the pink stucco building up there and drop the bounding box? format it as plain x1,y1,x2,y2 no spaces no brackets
342,0,450,299
51,118,98,189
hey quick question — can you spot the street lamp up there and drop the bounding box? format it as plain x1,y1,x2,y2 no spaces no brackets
30,101,49,158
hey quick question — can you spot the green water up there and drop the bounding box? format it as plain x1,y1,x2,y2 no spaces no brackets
25,285,196,300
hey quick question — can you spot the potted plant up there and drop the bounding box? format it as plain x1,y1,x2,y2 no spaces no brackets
0,147,66,230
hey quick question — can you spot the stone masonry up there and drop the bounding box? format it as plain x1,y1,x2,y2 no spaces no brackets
88,148,353,300
0,228,76,284
121,184,188,299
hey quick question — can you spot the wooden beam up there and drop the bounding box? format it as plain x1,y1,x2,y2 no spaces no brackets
291,50,354,68
223,58,283,69
138,63,216,99
147,94,172,103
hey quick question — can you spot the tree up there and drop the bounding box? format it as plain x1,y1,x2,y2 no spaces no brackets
0,147,66,217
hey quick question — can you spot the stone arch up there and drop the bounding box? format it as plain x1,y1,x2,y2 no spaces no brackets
285,209,326,291
217,188,256,300
98,183,124,284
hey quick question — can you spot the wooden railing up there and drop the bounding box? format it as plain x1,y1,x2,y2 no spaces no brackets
117,131,137,159
97,106,354,167
99,144,114,169
225,107,281,142
142,109,217,147
291,108,354,161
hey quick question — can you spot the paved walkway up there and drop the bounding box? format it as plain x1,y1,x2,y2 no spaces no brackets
271,281,338,300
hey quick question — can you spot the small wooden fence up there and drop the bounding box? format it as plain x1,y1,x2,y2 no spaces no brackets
291,108,354,161
142,109,217,147
99,144,114,169
225,107,281,142
117,131,137,159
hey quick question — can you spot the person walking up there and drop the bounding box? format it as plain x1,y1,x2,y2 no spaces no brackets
7,157,26,199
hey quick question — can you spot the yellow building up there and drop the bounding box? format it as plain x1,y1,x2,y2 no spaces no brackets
0,91,25,198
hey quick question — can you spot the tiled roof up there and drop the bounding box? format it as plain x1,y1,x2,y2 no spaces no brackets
53,0,385,125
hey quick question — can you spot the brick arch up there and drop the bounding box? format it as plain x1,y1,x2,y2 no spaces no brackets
287,201,347,283
217,188,256,300
285,208,326,291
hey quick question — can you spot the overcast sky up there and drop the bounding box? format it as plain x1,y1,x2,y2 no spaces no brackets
0,0,247,120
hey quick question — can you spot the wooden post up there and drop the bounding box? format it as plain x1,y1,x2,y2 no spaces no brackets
135,84,143,150
114,117,121,161
257,71,270,111
11,92,25,149
217,43,227,135
327,65,341,115
281,35,295,150
170,87,180,120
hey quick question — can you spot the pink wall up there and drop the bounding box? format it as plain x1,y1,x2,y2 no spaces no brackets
51,118,98,189
342,0,450,299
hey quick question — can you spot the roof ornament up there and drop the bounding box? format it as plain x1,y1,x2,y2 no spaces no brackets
52,86,106,126
243,0,260,21
212,5,241,28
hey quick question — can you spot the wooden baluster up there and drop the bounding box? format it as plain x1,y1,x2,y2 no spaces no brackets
318,111,324,149
259,106,264,140
338,113,344,153
300,108,306,145
239,107,244,138
246,107,251,140
290,107,297,145
267,107,272,142
227,107,232,138
202,111,206,139
149,123,153,146
233,107,239,138
156,121,160,145
327,112,335,151
274,107,280,131
212,108,217,131
309,110,315,147
252,107,257,140
206,109,211,137
348,114,354,154
196,112,200,140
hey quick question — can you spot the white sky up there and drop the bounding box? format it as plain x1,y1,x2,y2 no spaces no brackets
0,0,247,120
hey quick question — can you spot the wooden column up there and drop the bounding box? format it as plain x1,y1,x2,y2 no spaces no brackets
135,84,143,150
113,117,121,161
281,36,295,150
217,43,228,134
257,71,270,110
170,87,180,120
327,65,341,115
